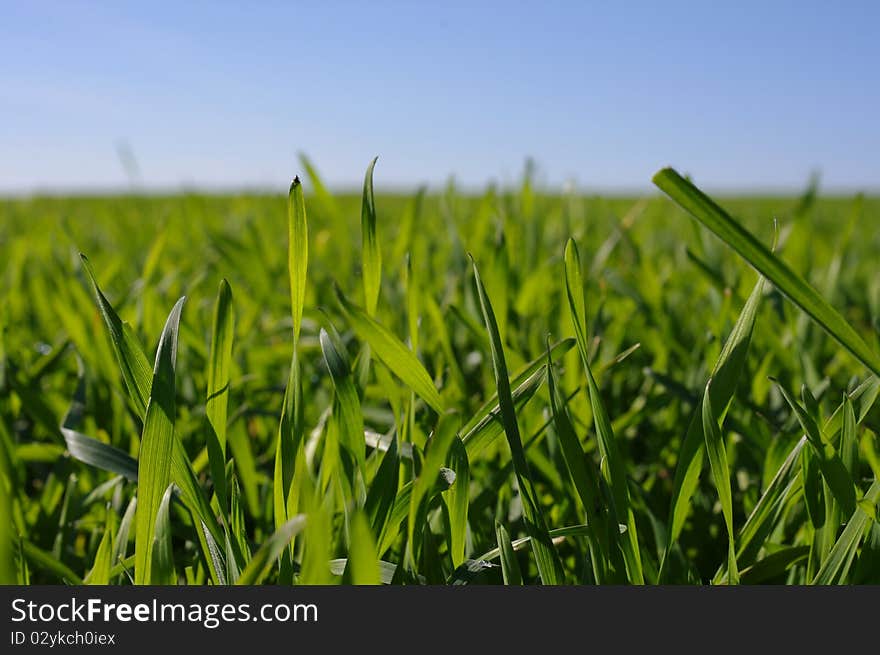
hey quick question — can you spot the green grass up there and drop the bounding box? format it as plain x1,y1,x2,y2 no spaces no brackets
1,160,879,584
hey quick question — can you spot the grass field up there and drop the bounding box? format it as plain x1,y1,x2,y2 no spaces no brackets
1,159,879,585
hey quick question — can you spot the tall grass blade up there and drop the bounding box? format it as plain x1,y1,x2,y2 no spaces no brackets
472,255,564,584
134,297,184,585
653,167,880,377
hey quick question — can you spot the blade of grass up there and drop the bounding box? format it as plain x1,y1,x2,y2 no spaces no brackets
206,279,234,507
149,483,176,585
701,380,739,584
494,521,523,585
564,239,642,583
134,297,184,585
345,511,381,585
471,255,564,584
442,438,469,567
336,286,443,414
361,157,381,316
653,167,880,377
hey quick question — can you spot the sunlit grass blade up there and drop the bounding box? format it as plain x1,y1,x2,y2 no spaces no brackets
653,167,880,377
134,297,184,586
361,157,381,316
494,521,523,585
206,278,234,507
345,511,381,585
471,255,564,584
701,381,739,584
336,286,443,414
564,239,642,583
84,513,114,585
234,515,307,585
149,483,176,585
288,177,308,341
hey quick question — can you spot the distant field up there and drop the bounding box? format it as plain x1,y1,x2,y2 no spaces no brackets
1,163,878,585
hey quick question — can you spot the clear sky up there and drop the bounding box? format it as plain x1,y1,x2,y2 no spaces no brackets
2,1,878,193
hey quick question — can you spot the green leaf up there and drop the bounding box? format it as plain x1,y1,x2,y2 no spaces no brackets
206,279,234,507
653,167,880,378
346,511,381,585
361,157,381,316
336,287,443,414
471,255,564,584
288,177,308,341
135,297,184,586
84,514,114,585
149,484,176,585
701,381,739,584
494,521,523,585
564,239,642,583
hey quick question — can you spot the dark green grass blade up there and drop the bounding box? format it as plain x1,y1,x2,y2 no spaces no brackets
361,157,381,316
701,381,739,584
653,167,880,377
495,521,523,585
336,287,443,414
206,279,234,507
134,298,184,585
472,255,564,584
288,177,308,342
564,239,642,583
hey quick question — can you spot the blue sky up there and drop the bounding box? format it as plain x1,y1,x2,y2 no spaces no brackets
2,1,878,193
